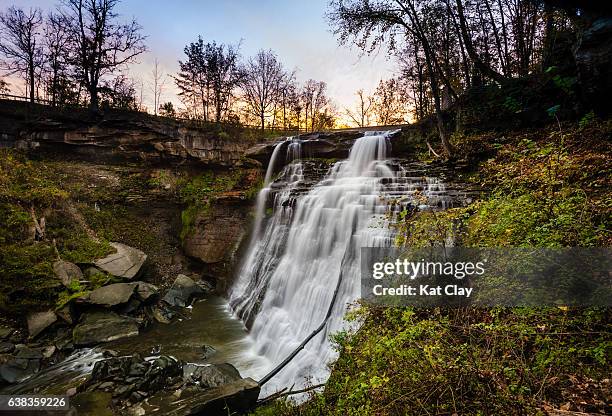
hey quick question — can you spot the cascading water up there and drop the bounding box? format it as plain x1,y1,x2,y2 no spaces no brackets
230,131,455,395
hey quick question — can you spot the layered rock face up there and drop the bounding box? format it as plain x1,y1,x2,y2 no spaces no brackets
244,127,422,170
182,196,251,288
0,101,254,167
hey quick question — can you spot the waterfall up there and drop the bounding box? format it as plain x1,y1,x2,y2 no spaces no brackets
230,131,451,394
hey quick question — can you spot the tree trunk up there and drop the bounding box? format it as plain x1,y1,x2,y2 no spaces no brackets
29,59,35,103
455,0,505,83
89,85,98,110
423,44,453,158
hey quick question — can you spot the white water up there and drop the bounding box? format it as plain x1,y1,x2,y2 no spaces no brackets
230,131,452,395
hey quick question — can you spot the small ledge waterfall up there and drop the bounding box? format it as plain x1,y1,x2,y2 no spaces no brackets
230,131,452,394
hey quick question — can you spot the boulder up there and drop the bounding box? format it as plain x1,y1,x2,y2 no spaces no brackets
170,378,260,415
42,345,56,358
182,363,241,389
14,345,43,359
84,354,182,400
56,303,77,325
134,282,159,302
0,325,13,340
0,342,14,354
88,283,137,307
150,305,173,324
73,311,139,346
200,345,216,359
95,243,147,279
53,260,83,287
163,275,204,307
0,357,40,384
27,310,57,338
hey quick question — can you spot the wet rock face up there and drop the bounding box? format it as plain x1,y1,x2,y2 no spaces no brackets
244,129,406,173
72,311,140,346
245,131,363,165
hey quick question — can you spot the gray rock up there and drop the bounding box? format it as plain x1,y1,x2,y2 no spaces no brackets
0,342,14,354
150,305,173,324
27,310,57,338
42,345,56,358
134,282,159,302
15,345,43,359
56,303,77,325
0,358,40,384
201,345,216,359
95,243,147,279
53,260,83,287
84,354,182,400
88,283,137,307
163,275,204,307
0,326,13,340
169,377,260,415
84,266,110,283
73,312,139,346
182,363,240,389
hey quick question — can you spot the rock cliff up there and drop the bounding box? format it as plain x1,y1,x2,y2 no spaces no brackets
0,100,255,167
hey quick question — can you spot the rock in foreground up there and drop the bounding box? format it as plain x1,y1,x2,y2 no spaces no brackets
73,311,139,346
87,283,137,307
163,275,206,307
53,260,83,287
27,310,57,338
95,243,147,279
163,377,260,416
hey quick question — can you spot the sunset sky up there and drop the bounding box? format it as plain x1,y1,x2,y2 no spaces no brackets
1,0,396,115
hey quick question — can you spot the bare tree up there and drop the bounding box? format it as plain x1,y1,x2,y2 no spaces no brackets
345,89,373,127
0,78,9,94
241,49,285,131
0,6,44,103
175,37,241,122
371,78,408,125
62,0,147,110
150,58,166,115
44,12,72,106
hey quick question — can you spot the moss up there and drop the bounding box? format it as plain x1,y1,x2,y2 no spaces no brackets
56,290,90,309
180,203,209,242
0,149,114,316
81,204,162,254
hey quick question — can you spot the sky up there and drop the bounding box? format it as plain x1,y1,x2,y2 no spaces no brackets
0,0,397,116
